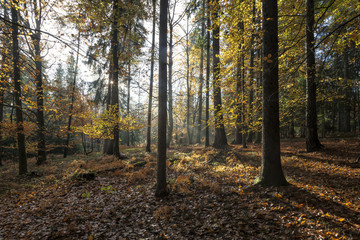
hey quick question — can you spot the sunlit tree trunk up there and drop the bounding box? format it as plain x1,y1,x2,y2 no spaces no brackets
257,0,287,186
155,0,169,198
305,0,322,152
103,69,113,154
212,0,227,148
146,0,156,153
12,0,27,175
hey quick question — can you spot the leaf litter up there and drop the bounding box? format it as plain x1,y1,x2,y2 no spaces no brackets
0,138,359,239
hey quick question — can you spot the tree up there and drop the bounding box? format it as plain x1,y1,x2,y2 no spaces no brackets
146,0,157,153
11,0,27,175
64,35,80,158
204,0,210,147
305,0,322,152
155,0,169,198
256,0,287,186
212,0,227,148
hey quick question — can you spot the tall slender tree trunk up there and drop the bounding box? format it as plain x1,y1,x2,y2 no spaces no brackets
305,0,322,152
186,15,192,145
104,69,113,154
111,0,121,158
0,49,4,166
212,0,227,148
167,21,174,148
33,1,46,165
257,0,287,186
155,0,169,198
235,21,244,145
63,32,80,158
146,0,156,153
196,1,205,144
126,64,131,147
12,0,27,175
205,0,210,147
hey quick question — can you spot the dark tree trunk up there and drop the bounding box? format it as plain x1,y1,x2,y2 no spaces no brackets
146,0,156,153
167,21,174,148
155,0,169,198
126,64,131,147
64,32,80,158
0,4,7,166
305,0,322,152
257,0,287,186
110,0,120,158
205,0,211,147
212,0,227,148
186,15,192,145
33,1,46,165
104,69,114,154
12,1,27,175
196,1,205,144
234,21,244,146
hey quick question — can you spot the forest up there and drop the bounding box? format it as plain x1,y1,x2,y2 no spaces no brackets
0,0,359,239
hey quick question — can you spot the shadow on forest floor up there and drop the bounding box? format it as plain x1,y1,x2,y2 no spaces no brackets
0,139,359,239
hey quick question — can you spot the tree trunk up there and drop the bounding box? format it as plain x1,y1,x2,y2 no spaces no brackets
126,64,131,146
167,21,174,148
33,1,46,165
110,0,121,158
212,0,227,148
196,1,205,144
12,0,27,175
186,15,192,145
257,0,287,186
155,0,169,198
104,68,114,154
305,0,322,152
205,0,211,147
64,32,80,158
146,0,156,153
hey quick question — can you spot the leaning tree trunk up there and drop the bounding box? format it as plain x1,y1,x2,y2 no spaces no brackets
12,0,27,175
155,0,169,198
305,0,322,152
212,0,227,148
146,0,156,153
257,0,287,186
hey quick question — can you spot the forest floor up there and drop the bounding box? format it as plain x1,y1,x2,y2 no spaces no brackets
0,138,360,239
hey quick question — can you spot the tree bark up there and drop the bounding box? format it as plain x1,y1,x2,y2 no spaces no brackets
12,0,27,175
205,0,210,147
196,1,205,144
110,0,121,158
155,0,169,198
167,18,174,148
64,32,80,158
126,64,131,147
212,0,227,148
305,0,322,152
257,0,287,186
146,0,156,153
186,15,192,145
33,0,46,165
